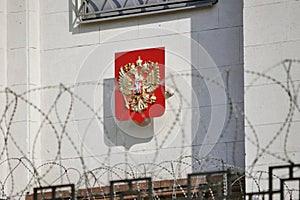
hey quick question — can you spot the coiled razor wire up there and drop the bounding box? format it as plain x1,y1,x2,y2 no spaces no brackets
0,59,299,199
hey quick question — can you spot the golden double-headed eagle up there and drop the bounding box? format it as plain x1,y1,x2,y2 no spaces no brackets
118,56,160,112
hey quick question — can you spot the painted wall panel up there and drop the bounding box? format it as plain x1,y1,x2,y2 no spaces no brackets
244,0,300,194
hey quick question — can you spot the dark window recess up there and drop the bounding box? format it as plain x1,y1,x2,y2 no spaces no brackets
77,0,218,22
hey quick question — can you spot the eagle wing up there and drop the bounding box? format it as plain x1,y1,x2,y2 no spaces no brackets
144,63,160,93
118,68,134,95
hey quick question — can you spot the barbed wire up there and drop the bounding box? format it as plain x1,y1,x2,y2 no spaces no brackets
0,59,299,199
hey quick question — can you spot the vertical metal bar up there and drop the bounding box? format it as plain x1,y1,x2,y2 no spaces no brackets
248,194,252,200
110,182,114,200
129,181,132,191
289,165,293,178
148,178,152,200
269,167,273,200
280,180,284,200
187,174,191,199
33,188,37,200
71,184,75,200
52,187,56,200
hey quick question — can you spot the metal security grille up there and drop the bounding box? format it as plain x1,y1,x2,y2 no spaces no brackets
245,164,300,200
27,163,300,200
77,0,218,22
33,184,75,200
109,177,152,200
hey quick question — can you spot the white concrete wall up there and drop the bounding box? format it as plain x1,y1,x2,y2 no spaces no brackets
0,0,244,197
39,7,196,184
190,0,244,171
0,0,7,197
0,0,41,197
38,0,244,184
244,0,300,193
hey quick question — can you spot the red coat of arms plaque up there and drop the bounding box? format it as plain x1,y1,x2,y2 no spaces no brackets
115,47,165,124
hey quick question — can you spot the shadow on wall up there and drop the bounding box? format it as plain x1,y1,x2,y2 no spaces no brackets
190,0,244,171
103,78,154,150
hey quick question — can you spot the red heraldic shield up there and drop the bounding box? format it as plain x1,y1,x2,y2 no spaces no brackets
115,47,165,124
